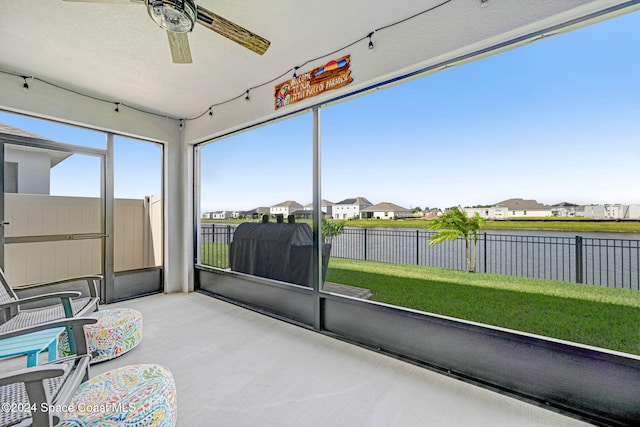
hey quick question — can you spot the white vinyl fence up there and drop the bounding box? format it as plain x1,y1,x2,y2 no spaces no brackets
3,193,162,285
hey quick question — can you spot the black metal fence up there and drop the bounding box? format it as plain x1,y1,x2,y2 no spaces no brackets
200,224,640,290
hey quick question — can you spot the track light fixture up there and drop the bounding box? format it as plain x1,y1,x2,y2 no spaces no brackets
208,107,213,118
21,76,29,92
114,102,120,113
368,32,374,50
293,67,299,79
245,89,250,103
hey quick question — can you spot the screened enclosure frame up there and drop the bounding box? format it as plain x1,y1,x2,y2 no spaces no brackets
193,32,640,427
0,119,166,303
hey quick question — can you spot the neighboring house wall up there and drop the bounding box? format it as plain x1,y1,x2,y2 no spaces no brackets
325,205,333,217
333,198,372,219
464,207,508,219
3,193,162,285
606,205,625,219
368,210,410,219
271,201,303,217
211,211,231,219
508,209,554,217
584,205,606,219
333,205,359,219
583,205,639,219
4,147,50,194
270,206,290,216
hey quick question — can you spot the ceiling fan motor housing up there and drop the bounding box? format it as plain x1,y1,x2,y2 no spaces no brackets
146,0,197,33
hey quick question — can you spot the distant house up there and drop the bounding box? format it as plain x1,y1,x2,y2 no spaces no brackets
494,198,553,217
1,121,72,194
270,200,303,217
551,202,584,217
361,202,412,220
333,197,372,220
303,200,334,217
464,206,509,220
584,204,640,219
210,211,233,219
584,205,606,219
242,207,271,219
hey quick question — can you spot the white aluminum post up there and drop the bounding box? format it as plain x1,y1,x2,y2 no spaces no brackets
312,106,322,330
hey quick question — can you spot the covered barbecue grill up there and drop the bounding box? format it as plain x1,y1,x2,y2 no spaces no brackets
229,222,330,287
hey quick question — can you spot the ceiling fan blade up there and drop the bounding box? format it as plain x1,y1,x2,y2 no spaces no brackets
196,5,270,55
167,31,193,64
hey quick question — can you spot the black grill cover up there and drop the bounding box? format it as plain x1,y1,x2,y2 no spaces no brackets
229,222,330,286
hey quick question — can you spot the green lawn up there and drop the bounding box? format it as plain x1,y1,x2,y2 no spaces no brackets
201,242,229,268
326,258,640,355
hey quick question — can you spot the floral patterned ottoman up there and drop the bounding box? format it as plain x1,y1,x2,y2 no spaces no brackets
60,307,143,363
58,364,177,427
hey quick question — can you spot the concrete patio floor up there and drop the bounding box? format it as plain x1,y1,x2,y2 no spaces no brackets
95,292,591,426
2,292,591,426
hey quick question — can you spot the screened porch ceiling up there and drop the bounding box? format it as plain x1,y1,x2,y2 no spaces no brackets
1,0,639,145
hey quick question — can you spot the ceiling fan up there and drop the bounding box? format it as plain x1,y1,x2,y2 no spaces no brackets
63,0,271,63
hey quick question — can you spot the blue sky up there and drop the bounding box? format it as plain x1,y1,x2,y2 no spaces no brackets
0,114,162,199
201,10,640,212
2,10,639,211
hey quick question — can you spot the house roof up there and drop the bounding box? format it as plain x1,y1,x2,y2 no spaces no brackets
552,202,579,207
0,122,49,140
494,198,550,211
0,121,73,167
336,197,372,206
304,200,334,209
2,2,636,145
361,202,411,213
244,207,270,213
271,200,303,209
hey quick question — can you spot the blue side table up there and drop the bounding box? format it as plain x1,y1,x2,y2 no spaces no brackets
0,327,66,367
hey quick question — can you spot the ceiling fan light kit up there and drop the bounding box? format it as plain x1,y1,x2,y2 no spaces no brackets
63,0,270,62
147,0,197,33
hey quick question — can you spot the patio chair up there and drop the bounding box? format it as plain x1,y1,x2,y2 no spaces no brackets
0,267,100,338
0,317,97,427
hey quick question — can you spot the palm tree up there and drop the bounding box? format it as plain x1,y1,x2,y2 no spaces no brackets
427,207,484,272
321,217,345,244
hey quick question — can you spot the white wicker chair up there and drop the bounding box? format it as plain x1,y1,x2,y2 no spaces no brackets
0,317,97,427
0,268,100,338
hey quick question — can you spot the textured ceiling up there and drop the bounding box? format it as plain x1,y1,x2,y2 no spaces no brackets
0,0,638,143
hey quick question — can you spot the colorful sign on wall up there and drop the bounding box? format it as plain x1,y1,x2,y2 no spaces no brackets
274,55,352,110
